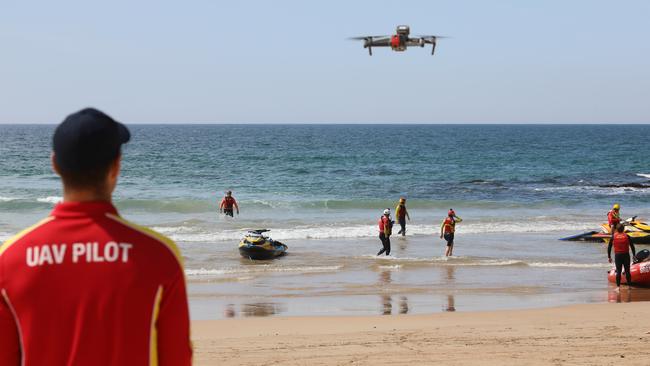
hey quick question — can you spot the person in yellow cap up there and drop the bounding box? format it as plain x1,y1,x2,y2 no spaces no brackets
395,197,411,236
608,203,621,234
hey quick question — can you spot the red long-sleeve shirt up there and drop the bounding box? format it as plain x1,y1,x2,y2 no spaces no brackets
0,201,192,366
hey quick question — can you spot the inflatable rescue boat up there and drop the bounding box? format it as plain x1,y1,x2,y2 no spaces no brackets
607,250,650,286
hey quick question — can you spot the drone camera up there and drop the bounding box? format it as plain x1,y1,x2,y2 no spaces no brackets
396,25,410,36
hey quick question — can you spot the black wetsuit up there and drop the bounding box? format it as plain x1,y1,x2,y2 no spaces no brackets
397,218,406,236
614,253,632,287
608,233,636,286
378,233,391,256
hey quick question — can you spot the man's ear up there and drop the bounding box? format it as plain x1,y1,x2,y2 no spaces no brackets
51,152,61,176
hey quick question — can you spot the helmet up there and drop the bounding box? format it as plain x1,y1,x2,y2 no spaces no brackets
613,203,620,210
383,209,390,215
448,209,455,217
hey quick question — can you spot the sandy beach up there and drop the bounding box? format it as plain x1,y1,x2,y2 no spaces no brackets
193,301,650,365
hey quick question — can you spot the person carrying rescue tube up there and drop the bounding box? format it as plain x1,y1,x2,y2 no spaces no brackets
608,203,621,234
608,223,636,291
219,190,239,217
395,197,411,236
440,209,462,257
377,209,394,256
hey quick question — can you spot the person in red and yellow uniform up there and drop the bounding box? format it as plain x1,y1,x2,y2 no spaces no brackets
608,223,636,291
608,203,621,233
440,209,462,257
219,190,239,217
395,197,410,236
377,209,393,256
0,108,192,365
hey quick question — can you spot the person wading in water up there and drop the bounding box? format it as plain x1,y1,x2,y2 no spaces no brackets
377,209,394,256
440,209,462,257
395,197,411,236
219,190,240,217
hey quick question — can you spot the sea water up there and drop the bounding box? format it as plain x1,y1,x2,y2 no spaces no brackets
2,124,650,318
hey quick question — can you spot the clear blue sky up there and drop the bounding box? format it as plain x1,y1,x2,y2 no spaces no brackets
1,0,649,123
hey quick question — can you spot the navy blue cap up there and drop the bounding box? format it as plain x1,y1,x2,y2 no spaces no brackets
53,108,130,172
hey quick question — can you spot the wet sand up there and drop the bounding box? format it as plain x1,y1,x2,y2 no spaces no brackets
192,301,650,366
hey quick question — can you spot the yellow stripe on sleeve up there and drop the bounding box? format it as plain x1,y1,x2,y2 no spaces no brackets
149,285,163,366
105,213,184,267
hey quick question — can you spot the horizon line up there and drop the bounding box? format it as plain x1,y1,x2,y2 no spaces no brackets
1,122,649,126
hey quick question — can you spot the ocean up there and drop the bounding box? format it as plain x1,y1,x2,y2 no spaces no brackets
2,124,650,318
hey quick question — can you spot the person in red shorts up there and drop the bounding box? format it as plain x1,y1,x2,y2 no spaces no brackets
0,108,192,365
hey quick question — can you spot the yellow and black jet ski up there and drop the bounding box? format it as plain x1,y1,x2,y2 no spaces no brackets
560,217,650,245
238,229,288,260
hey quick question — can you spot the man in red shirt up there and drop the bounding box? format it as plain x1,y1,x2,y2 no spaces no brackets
608,223,636,291
219,190,239,217
0,108,192,365
377,209,393,256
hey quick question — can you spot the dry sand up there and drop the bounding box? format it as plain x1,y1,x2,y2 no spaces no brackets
192,301,650,365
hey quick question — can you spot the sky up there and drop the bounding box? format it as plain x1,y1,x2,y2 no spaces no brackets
1,0,649,124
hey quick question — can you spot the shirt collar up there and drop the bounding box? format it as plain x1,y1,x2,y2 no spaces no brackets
51,201,119,218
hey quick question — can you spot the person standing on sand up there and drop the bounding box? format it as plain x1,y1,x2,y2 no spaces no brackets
219,190,239,217
608,223,636,291
440,209,462,257
377,209,393,256
0,108,192,365
395,197,411,236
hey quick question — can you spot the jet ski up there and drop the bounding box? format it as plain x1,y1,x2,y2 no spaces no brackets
238,229,287,260
607,249,650,287
560,217,650,245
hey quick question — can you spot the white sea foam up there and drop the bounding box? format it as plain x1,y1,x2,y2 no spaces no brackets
378,264,402,270
153,219,594,243
637,173,650,179
534,186,650,195
0,196,19,202
0,233,11,242
185,265,343,277
37,196,63,204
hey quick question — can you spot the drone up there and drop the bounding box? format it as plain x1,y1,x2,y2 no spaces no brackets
349,25,446,56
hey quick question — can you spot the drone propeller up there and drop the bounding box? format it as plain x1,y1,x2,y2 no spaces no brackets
347,36,390,40
416,35,449,39
348,36,387,56
416,36,446,55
